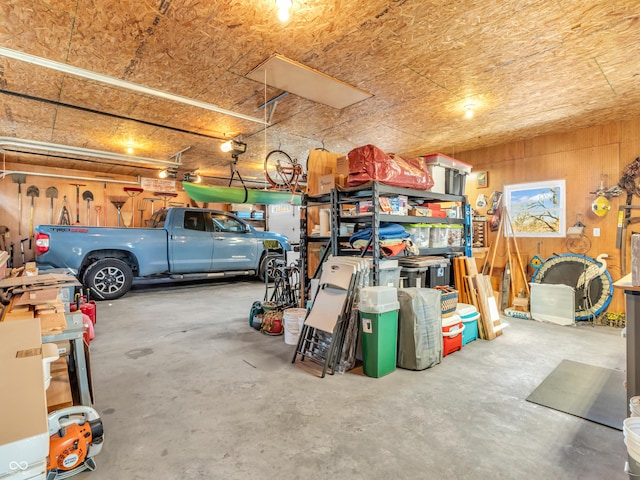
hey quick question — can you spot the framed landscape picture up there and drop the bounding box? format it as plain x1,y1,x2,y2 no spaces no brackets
476,171,488,188
503,180,566,237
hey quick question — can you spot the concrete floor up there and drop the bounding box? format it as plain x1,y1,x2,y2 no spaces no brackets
76,279,629,480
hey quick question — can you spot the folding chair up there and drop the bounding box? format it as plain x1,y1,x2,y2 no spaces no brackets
292,260,358,377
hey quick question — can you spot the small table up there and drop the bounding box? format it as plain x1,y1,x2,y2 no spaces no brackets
42,313,92,406
613,273,640,408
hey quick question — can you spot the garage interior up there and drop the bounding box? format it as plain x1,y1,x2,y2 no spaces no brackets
1,1,639,479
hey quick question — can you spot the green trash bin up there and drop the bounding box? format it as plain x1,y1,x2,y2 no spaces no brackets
359,286,400,378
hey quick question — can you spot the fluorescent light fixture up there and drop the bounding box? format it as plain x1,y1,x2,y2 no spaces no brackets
0,46,269,125
246,54,372,109
0,136,182,168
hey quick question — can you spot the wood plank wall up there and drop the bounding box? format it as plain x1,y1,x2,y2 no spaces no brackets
0,161,194,266
456,116,640,314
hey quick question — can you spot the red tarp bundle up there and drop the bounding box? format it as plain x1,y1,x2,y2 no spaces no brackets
347,144,434,190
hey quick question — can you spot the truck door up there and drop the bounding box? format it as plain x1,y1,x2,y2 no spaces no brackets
210,212,259,270
170,210,214,273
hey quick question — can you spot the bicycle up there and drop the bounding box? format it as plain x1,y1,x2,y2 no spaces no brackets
264,150,305,192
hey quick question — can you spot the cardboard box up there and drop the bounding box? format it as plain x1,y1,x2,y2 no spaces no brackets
336,156,349,187
409,207,432,217
0,319,49,462
318,174,335,194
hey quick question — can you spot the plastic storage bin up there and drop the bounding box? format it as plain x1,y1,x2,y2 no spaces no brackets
360,285,398,307
426,262,450,287
429,224,449,248
359,286,400,378
406,224,430,248
400,266,428,288
378,266,402,287
442,313,464,357
448,224,464,247
456,303,479,345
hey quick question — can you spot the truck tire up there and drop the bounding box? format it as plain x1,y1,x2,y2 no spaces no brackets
83,258,134,300
258,254,282,282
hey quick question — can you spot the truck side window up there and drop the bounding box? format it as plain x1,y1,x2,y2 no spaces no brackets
184,211,206,231
211,213,245,233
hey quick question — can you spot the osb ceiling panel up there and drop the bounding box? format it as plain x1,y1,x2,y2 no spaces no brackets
1,0,639,186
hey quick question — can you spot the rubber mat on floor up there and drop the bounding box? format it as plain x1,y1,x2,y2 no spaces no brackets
526,359,626,430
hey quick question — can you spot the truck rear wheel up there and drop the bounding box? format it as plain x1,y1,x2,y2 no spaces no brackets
83,258,133,300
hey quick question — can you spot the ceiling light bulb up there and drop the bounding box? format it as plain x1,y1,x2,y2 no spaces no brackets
464,106,474,119
159,169,168,179
221,140,233,153
126,146,134,154
194,174,202,184
276,0,292,22
277,8,290,22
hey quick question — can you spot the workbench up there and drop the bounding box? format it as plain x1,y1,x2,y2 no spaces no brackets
42,313,92,407
613,273,640,409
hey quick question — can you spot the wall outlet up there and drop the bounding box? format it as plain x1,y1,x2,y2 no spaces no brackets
593,228,601,237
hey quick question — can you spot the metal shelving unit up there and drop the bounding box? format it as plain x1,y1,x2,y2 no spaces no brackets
300,182,471,300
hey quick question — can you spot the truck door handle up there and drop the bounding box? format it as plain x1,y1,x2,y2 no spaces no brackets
214,236,224,240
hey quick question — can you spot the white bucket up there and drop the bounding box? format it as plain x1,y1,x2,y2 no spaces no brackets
631,397,640,417
283,308,307,345
624,417,640,476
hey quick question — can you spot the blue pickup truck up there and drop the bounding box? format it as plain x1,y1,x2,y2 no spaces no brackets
34,207,291,300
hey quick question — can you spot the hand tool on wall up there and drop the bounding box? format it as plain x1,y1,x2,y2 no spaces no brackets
0,226,9,265
94,205,102,226
137,198,148,227
70,183,86,224
45,186,58,223
123,187,144,227
19,237,28,267
12,174,26,235
26,185,39,248
108,196,128,228
83,190,94,225
58,196,71,225
144,197,158,218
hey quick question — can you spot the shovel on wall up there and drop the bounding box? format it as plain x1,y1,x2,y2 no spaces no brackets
82,190,94,225
46,186,58,224
26,185,39,248
12,174,26,235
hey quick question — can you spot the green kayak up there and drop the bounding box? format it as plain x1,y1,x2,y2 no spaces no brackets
182,182,301,205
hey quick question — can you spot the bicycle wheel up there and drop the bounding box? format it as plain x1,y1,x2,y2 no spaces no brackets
264,150,296,188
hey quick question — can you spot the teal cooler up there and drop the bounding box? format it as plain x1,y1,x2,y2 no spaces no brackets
456,303,479,345
359,286,400,378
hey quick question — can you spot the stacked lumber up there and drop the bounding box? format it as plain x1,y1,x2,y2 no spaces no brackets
453,257,502,340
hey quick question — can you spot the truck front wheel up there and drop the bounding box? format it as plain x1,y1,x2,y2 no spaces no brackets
83,258,134,300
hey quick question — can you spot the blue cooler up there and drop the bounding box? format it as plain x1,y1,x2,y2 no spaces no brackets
456,303,479,345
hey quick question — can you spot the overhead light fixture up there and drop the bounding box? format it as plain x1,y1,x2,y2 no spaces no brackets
159,168,178,179
220,140,247,156
464,104,475,119
276,0,292,22
0,137,182,169
183,170,202,183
